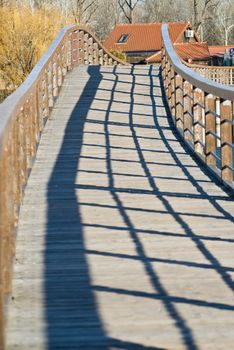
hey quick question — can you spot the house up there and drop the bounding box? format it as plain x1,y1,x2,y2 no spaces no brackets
146,42,210,65
209,45,234,66
104,22,200,64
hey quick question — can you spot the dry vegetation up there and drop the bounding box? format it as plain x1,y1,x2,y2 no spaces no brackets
0,6,69,92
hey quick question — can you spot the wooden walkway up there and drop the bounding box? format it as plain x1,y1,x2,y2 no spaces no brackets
6,65,234,350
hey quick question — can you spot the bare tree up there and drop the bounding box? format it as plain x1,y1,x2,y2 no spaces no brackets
71,0,98,24
217,0,234,44
193,0,220,32
92,0,121,41
118,0,142,23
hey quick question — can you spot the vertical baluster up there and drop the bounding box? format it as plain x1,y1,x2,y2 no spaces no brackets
24,99,32,170
165,56,169,99
220,99,233,182
167,62,172,107
175,74,183,133
57,53,63,89
47,63,54,109
37,81,44,133
29,94,36,160
78,31,84,64
205,93,217,167
19,107,28,187
0,155,5,348
193,88,205,157
56,54,61,90
4,134,14,296
42,71,49,119
170,66,175,118
161,47,166,82
99,48,104,65
183,80,193,144
33,85,40,145
61,43,67,78
215,97,221,148
0,150,8,350
67,32,72,71
13,119,21,218
93,43,99,65
88,37,94,64
72,30,78,66
53,58,58,98
104,53,108,65
83,33,89,64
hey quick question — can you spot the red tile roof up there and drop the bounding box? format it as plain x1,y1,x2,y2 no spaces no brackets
146,42,210,63
146,51,162,63
174,42,210,60
209,45,234,57
104,22,190,52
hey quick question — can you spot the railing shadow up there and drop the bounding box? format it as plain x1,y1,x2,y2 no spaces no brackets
45,66,165,349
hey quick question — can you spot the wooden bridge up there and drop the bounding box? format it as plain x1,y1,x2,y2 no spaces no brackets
0,25,234,350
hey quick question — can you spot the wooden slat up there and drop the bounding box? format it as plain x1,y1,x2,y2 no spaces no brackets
220,99,233,182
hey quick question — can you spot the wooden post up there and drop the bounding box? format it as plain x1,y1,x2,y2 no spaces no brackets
104,53,108,65
71,30,78,66
170,66,175,118
175,74,183,132
161,47,166,82
205,93,217,167
53,59,58,98
43,70,49,118
167,63,172,106
24,100,32,171
78,31,84,64
88,37,94,64
165,57,170,99
83,33,89,64
66,32,72,71
93,43,99,65
47,63,54,109
57,53,63,89
99,49,104,65
0,156,5,349
183,80,193,144
193,88,205,157
220,99,233,182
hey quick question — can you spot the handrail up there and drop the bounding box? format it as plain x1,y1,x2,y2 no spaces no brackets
161,24,234,190
182,61,234,86
0,24,128,348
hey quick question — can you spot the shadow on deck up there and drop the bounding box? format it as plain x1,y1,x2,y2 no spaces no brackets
45,65,234,350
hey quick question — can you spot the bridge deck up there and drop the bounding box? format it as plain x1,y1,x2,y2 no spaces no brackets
6,65,234,350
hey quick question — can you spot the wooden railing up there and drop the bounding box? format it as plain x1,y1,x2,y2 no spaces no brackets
161,24,234,190
184,62,234,86
0,25,127,348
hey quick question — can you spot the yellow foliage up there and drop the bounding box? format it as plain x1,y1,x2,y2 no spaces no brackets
110,50,127,62
0,6,69,89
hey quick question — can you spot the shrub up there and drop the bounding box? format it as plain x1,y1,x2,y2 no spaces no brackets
110,50,127,62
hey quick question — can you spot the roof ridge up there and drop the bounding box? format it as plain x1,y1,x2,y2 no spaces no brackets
115,21,189,26
174,42,208,46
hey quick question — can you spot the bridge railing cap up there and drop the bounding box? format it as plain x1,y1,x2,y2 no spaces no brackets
162,23,234,101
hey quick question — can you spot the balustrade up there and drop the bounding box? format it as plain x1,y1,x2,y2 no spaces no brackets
161,24,234,190
185,62,234,86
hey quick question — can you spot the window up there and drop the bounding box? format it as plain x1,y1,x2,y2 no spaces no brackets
118,34,129,43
